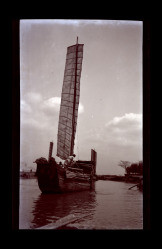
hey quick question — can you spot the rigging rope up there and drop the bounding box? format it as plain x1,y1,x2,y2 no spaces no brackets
76,119,80,160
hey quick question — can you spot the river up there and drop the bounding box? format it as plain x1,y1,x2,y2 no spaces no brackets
19,178,143,229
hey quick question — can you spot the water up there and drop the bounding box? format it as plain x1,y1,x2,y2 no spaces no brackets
19,178,143,229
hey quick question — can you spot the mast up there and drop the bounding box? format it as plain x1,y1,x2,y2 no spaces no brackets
70,37,78,155
48,141,53,162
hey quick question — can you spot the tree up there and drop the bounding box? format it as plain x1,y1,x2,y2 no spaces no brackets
118,160,131,172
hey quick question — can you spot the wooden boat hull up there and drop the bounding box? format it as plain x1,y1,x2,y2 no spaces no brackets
35,149,97,194
36,161,95,194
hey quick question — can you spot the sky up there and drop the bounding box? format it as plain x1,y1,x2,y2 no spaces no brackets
20,19,143,175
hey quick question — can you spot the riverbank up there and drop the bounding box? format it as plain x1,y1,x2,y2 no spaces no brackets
20,171,36,179
20,171,142,184
96,174,142,183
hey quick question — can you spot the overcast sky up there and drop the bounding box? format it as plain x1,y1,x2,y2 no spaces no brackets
20,19,143,175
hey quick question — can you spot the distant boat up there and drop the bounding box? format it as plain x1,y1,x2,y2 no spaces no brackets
34,37,97,194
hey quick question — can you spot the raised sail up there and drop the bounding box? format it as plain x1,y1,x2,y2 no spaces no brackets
57,39,84,160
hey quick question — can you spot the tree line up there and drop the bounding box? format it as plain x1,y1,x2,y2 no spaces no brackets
118,160,143,175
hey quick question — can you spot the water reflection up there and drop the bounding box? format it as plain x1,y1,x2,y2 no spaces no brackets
20,179,142,229
31,188,97,229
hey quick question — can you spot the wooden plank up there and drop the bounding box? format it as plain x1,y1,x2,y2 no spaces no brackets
36,213,91,230
67,167,83,172
128,184,139,190
76,164,93,168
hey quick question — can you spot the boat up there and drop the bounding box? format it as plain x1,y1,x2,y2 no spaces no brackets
34,37,97,194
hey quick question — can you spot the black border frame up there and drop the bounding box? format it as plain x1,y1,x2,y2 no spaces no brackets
11,18,151,231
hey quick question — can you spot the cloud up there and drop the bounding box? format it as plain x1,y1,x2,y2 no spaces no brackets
83,113,142,148
78,103,84,114
20,100,32,113
106,113,142,127
25,92,42,104
105,113,142,146
21,94,84,131
42,97,61,115
21,93,53,129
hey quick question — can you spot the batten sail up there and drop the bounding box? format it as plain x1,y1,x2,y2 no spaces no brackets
57,41,84,160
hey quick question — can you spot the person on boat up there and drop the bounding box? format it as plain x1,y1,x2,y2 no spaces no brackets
64,154,76,167
59,161,65,169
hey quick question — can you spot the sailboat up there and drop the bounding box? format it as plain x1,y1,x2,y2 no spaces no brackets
34,37,97,194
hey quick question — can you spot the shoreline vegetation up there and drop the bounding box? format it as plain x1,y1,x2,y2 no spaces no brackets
20,171,142,184
20,160,143,185
96,174,142,183
20,160,143,184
